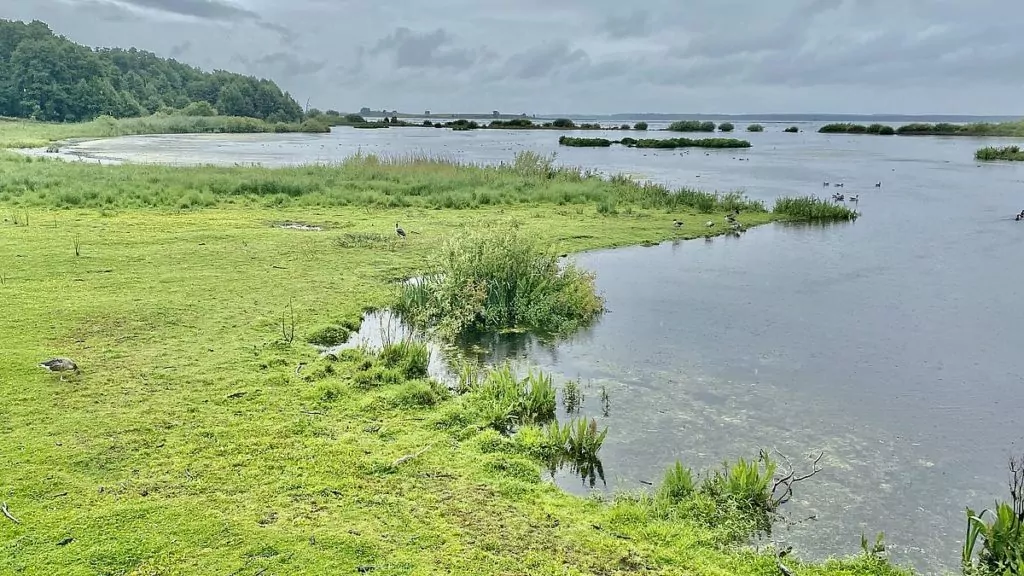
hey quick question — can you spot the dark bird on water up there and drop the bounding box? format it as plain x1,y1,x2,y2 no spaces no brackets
395,222,406,239
39,357,78,380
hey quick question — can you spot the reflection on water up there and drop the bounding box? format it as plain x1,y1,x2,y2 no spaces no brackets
75,124,1024,573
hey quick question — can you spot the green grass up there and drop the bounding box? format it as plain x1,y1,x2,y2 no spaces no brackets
975,145,1024,161
821,121,1024,137
557,136,613,147
0,121,904,574
746,124,764,132
819,123,895,135
0,114,326,148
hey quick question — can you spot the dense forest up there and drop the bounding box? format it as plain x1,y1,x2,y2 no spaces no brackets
0,19,304,123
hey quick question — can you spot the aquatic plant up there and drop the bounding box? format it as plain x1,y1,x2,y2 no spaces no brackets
784,126,799,133
746,124,764,132
772,195,859,221
632,137,750,149
551,118,576,128
963,455,1024,574
558,136,612,147
472,365,558,431
667,120,716,132
634,122,648,130
659,461,696,503
702,455,777,513
718,122,735,132
976,145,1024,161
561,379,582,413
378,339,430,379
394,222,603,337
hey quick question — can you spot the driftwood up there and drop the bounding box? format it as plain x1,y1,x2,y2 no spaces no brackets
1,502,20,524
391,445,432,468
769,450,824,507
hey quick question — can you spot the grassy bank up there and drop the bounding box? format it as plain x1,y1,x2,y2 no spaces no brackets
975,145,1024,161
0,114,328,148
559,136,751,149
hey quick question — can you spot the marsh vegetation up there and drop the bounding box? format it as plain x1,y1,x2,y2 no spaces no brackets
975,145,1024,161
559,135,752,149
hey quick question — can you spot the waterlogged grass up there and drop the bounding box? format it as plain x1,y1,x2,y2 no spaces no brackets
976,145,1024,161
821,121,1024,137
774,196,859,221
394,224,604,337
0,149,906,573
747,124,765,132
559,136,750,149
0,114,326,148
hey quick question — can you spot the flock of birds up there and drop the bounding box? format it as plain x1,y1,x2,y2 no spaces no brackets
673,208,745,233
824,180,881,203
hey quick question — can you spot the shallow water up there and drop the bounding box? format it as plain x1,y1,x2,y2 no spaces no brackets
69,124,1024,572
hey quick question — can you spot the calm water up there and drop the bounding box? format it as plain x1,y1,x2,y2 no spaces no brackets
61,123,1024,572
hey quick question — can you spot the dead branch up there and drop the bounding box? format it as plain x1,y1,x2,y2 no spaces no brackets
1,502,20,524
391,445,432,469
770,450,824,507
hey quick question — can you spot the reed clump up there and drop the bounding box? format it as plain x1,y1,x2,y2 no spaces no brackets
773,195,859,221
394,223,603,338
667,120,716,132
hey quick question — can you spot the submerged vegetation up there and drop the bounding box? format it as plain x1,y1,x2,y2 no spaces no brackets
559,135,751,149
394,224,604,337
975,145,1024,161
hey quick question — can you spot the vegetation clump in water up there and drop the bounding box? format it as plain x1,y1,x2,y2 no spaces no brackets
975,145,1024,161
819,123,896,135
395,223,604,338
773,196,859,221
718,122,735,132
784,126,800,133
747,124,765,132
559,135,751,149
667,120,717,132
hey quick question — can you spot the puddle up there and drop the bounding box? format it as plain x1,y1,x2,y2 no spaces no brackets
276,222,324,231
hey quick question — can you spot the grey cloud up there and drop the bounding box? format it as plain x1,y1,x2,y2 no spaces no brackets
110,0,258,20
370,27,477,68
601,10,650,39
501,42,590,79
4,0,1024,114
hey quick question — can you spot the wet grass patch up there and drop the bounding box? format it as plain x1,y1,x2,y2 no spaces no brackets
773,196,859,221
976,145,1024,161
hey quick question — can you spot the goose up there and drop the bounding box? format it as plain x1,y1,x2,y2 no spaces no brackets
672,220,683,228
849,195,859,202
39,357,78,381
875,181,882,187
395,222,406,239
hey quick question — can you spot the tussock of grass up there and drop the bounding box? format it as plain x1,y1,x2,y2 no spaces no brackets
975,145,1024,161
746,124,765,132
773,195,859,221
394,223,604,337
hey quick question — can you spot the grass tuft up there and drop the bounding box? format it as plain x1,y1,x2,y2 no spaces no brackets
773,196,859,221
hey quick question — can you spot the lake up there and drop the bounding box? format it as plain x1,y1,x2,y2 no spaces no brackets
57,122,1024,572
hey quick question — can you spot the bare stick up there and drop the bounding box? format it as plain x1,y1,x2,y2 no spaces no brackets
1,502,20,524
770,450,824,507
391,445,432,468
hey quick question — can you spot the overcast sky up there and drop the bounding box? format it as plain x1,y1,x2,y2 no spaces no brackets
4,0,1023,115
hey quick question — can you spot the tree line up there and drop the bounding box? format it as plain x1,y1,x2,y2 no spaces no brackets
0,19,304,123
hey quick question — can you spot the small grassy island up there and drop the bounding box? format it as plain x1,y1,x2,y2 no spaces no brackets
820,121,1024,137
559,135,752,149
975,145,1024,161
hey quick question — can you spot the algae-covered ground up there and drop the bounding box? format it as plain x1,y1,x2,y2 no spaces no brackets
0,124,900,575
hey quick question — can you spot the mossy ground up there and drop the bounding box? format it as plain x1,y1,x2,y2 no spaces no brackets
0,125,906,575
